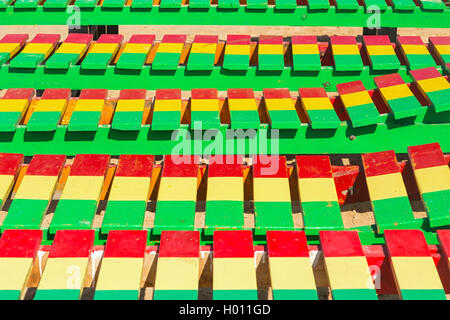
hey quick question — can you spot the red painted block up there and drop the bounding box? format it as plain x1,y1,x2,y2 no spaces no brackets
69,154,110,176
0,34,28,44
363,35,391,46
30,34,60,44
437,230,450,259
296,155,333,179
0,153,23,175
362,150,400,177
331,36,357,45
103,230,147,258
267,230,309,258
0,229,42,258
408,142,446,170
227,34,251,46
409,66,442,81
115,155,154,178
64,33,93,44
397,36,424,46
214,230,254,258
41,88,71,100
161,34,186,43
96,34,124,44
3,88,35,100
49,230,95,258
79,89,108,100
119,89,146,100
263,88,291,99
191,88,217,100
159,230,200,258
320,230,365,257
128,34,155,44
259,35,283,45
385,229,430,257
374,73,405,88
208,155,243,177
253,155,288,178
291,35,317,45
227,88,254,100
193,35,218,44
155,89,181,100
298,87,329,98
429,37,450,46
162,155,199,177
336,80,366,95
26,154,66,176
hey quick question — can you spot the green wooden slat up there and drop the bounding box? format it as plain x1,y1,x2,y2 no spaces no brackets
188,0,210,8
386,96,424,120
392,0,416,11
26,111,62,132
0,53,10,65
151,110,180,131
229,110,260,129
153,289,198,300
371,197,421,234
292,54,321,72
258,54,285,71
332,289,378,300
419,0,445,11
222,54,249,70
13,0,38,8
94,290,139,300
335,0,359,10
116,53,148,70
334,54,364,71
345,103,381,128
363,0,387,10
213,290,258,300
400,289,447,300
102,0,125,8
422,190,450,228
160,0,182,9
46,53,80,70
153,201,196,235
217,0,240,8
405,54,436,70
0,111,22,132
307,109,341,129
301,201,344,236
369,55,401,71
272,289,318,300
74,0,97,7
34,289,81,300
67,111,101,132
204,201,244,236
246,0,267,9
427,89,450,113
191,110,221,129
101,200,146,234
0,290,21,300
1,199,48,231
187,53,215,71
267,110,301,129
131,0,153,8
48,199,97,235
0,0,13,8
43,0,70,8
275,0,296,9
254,201,295,235
307,0,330,9
81,53,114,70
111,111,143,131
152,52,181,70
10,53,46,69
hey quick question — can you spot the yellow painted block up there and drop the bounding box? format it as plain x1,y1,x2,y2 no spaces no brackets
22,43,54,57
332,44,360,56
265,98,296,111
391,256,444,290
254,178,291,202
269,257,316,290
154,99,181,112
207,177,243,202
60,176,104,201
325,256,375,290
417,77,450,93
414,165,450,194
0,99,29,113
213,258,257,291
157,177,197,202
302,97,333,110
402,44,429,55
89,43,119,54
191,99,219,112
115,99,146,112
34,99,67,113
258,44,284,55
0,174,15,204
154,257,199,291
366,172,408,201
341,91,373,108
435,45,450,55
95,257,143,291
292,44,319,55
380,84,413,101
0,257,33,291
228,98,257,111
225,45,250,56
157,43,184,54
74,99,104,112
122,43,151,54
56,43,87,55
298,178,338,202
0,43,21,55
108,176,151,201
38,257,88,291
190,43,217,54
367,45,395,56
15,175,58,200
